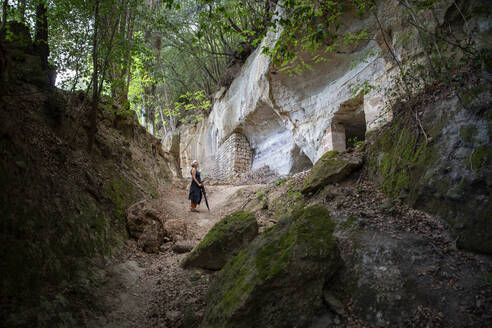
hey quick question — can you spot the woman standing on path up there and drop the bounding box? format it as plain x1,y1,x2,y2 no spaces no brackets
188,160,203,212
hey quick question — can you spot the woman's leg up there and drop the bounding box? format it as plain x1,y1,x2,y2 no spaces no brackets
190,201,197,211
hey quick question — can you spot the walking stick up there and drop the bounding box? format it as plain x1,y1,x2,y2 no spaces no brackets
201,186,210,211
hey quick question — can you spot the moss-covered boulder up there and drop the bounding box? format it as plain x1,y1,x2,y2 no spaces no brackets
182,211,258,270
301,151,363,194
201,205,341,328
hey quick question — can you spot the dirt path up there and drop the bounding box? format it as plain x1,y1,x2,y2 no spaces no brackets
87,184,263,328
84,176,492,328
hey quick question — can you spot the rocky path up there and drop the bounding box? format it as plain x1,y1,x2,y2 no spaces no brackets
86,183,263,328
85,177,492,328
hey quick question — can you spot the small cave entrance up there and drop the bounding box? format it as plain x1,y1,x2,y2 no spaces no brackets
324,96,366,151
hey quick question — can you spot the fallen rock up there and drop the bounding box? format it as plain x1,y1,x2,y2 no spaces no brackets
172,240,197,254
126,200,162,240
137,220,164,254
182,211,258,270
126,200,165,253
301,151,363,195
164,219,190,241
201,205,341,328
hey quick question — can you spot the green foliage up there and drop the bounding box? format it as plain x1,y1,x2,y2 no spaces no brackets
349,80,374,97
270,185,306,219
262,0,372,75
275,177,287,186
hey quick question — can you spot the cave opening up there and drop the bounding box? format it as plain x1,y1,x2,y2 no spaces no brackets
332,96,367,149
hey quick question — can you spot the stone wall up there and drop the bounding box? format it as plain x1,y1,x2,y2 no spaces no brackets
213,133,253,180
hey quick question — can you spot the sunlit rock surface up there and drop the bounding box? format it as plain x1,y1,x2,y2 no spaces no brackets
167,0,490,181
169,9,392,178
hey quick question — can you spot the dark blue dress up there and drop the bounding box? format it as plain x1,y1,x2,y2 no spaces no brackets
188,170,202,204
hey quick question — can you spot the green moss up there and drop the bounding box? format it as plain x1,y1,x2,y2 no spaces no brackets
461,84,489,106
219,249,255,317
302,150,362,194
459,125,478,143
369,121,436,200
324,150,339,158
365,130,377,140
256,205,336,281
275,177,287,186
195,211,255,253
339,215,357,230
271,187,306,219
429,112,448,139
105,177,135,219
287,189,303,201
202,205,339,327
470,145,492,170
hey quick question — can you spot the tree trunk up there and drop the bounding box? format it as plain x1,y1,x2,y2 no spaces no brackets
1,0,8,31
123,2,136,103
88,0,100,152
19,0,26,23
35,0,49,69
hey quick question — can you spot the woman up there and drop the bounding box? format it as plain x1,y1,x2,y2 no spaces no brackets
188,160,203,212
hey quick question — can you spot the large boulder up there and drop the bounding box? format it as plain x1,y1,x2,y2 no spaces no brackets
126,200,161,238
301,151,363,194
172,240,197,254
126,200,164,253
163,219,190,241
137,221,164,254
201,205,341,328
182,211,258,270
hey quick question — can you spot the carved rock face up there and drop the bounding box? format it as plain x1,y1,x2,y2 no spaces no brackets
174,8,393,178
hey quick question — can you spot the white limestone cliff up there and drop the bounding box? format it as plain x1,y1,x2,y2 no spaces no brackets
166,0,460,179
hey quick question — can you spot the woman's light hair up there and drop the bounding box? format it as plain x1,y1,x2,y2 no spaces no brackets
191,160,198,167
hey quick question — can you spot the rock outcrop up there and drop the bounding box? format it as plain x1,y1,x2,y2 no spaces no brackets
167,3,396,178
201,205,340,328
301,151,363,195
230,163,492,326
182,211,258,270
368,89,492,254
